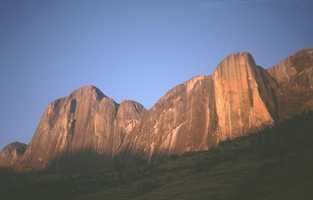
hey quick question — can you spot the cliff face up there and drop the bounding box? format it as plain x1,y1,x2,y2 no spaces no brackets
268,49,313,118
19,86,145,169
124,75,219,157
212,53,278,141
3,49,313,170
0,142,27,168
113,100,146,155
124,53,277,158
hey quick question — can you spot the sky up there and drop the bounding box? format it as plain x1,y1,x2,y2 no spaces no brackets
0,0,313,148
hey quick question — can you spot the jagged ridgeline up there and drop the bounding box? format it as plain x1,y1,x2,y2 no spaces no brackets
1,49,313,170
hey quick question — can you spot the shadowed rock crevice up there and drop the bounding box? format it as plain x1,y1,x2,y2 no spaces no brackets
255,66,280,120
69,99,77,114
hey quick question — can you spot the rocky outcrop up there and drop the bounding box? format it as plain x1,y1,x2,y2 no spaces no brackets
212,53,278,140
269,49,313,84
0,142,27,168
124,53,278,158
268,49,313,118
113,100,146,155
18,86,145,169
123,75,219,157
5,49,313,170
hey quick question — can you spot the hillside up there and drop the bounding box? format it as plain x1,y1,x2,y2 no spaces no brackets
1,111,313,200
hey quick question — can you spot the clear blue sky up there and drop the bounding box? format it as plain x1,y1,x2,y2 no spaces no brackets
1,0,313,148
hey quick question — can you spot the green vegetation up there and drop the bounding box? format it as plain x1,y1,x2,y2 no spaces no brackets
1,112,313,200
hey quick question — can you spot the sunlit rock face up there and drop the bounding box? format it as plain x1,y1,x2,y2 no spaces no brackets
268,49,313,118
0,142,27,167
8,49,313,170
125,53,278,158
19,86,145,169
212,52,278,141
124,75,219,157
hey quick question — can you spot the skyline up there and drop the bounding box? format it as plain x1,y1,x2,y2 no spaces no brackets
1,0,313,148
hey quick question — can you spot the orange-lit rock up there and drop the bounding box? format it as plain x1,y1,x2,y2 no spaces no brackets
212,52,278,141
125,53,278,158
18,86,145,169
3,49,312,170
124,75,219,157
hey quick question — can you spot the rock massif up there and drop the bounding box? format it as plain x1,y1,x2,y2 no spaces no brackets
19,86,145,169
0,142,27,168
268,49,313,118
2,49,313,170
124,53,278,158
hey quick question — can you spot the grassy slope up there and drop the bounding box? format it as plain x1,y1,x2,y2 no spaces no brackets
1,112,313,200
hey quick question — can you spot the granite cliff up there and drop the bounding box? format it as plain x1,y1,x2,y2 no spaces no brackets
1,49,312,170
124,52,278,158
18,86,145,169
